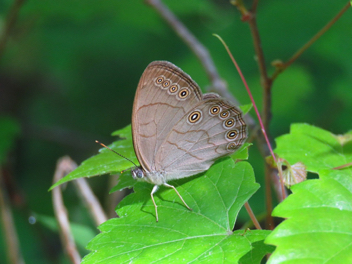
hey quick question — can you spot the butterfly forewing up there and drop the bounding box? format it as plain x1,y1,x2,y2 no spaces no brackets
132,61,203,173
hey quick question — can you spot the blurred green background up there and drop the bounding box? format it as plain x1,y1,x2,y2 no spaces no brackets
0,0,351,263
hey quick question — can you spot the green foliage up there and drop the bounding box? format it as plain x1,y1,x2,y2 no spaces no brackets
82,159,272,263
266,124,352,263
274,124,352,172
50,125,137,190
52,126,273,263
1,0,351,263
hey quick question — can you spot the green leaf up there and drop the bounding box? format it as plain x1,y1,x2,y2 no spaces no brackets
231,142,251,161
266,168,352,263
82,160,273,263
109,170,136,193
50,125,137,190
266,124,352,263
274,123,352,173
239,103,253,115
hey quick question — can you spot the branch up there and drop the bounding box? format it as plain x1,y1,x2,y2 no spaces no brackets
244,202,262,230
0,168,25,264
0,0,26,59
52,157,81,264
74,178,108,226
145,0,223,92
146,0,256,129
271,2,351,81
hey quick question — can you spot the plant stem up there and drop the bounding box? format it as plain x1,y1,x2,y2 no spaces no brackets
52,157,81,264
0,168,25,264
271,2,351,81
0,0,26,59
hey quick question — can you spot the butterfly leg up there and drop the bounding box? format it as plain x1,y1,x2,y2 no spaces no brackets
151,185,160,222
163,183,192,211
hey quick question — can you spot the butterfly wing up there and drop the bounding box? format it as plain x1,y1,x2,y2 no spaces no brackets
154,97,247,181
132,61,203,172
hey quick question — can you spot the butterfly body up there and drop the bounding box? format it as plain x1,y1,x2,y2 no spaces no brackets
131,61,247,221
131,166,165,185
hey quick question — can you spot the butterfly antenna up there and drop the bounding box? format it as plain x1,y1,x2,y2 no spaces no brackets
95,140,139,168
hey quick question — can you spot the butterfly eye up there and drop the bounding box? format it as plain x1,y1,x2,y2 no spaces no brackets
132,168,144,179
224,118,235,128
188,110,202,124
227,142,239,151
168,84,179,94
209,105,221,116
226,129,239,140
178,88,190,100
220,110,230,119
155,76,164,85
162,80,171,88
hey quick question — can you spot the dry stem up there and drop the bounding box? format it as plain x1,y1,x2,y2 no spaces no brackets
52,157,81,264
0,168,25,264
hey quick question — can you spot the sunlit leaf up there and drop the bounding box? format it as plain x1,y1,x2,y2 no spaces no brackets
82,159,273,263
267,124,352,263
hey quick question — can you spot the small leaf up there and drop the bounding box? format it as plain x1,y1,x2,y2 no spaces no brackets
282,161,307,188
239,103,252,115
50,125,136,190
231,142,251,161
82,160,273,263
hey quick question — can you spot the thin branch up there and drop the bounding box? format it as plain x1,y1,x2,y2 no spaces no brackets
251,0,260,13
52,157,81,264
74,178,108,226
0,0,26,59
145,0,226,94
271,2,351,81
145,0,255,122
247,16,272,130
244,202,262,230
0,168,25,264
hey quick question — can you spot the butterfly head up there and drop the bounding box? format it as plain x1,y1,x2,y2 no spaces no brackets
132,166,144,180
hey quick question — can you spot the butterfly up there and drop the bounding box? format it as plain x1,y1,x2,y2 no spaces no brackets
130,61,247,221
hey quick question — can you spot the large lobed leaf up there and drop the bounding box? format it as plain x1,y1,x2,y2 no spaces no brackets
266,123,352,263
82,159,273,263
50,125,272,262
